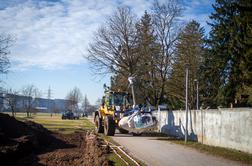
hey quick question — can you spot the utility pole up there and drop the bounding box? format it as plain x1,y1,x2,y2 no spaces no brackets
185,64,189,143
194,79,199,110
47,86,52,116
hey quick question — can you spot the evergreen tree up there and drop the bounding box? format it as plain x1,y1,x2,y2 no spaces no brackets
111,11,160,105
168,20,205,109
135,11,160,105
207,0,252,107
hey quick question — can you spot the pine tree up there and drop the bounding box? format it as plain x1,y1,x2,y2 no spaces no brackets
207,0,252,107
168,20,205,109
111,11,160,105
135,11,160,105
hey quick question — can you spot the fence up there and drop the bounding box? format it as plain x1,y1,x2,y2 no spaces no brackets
157,108,252,154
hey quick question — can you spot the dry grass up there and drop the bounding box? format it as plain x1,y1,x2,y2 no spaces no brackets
11,112,94,134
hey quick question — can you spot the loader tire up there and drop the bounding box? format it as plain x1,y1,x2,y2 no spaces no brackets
118,128,129,134
104,116,115,136
95,115,104,133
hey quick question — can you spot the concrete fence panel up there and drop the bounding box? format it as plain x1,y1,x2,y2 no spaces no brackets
158,108,252,153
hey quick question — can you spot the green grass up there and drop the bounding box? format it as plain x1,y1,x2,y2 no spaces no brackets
157,137,252,165
12,112,94,134
107,153,128,166
106,143,143,166
101,134,146,166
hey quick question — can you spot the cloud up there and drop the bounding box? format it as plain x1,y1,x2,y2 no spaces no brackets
181,0,214,32
0,0,213,70
0,0,116,70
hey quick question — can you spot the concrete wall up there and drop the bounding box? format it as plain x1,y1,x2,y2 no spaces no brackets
157,108,252,154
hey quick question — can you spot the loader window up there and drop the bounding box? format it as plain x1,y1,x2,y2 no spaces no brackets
109,95,113,105
105,95,113,106
113,93,124,106
106,95,112,106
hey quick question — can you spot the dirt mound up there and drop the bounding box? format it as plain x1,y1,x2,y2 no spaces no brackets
0,113,55,164
0,113,109,166
30,133,109,166
0,113,53,145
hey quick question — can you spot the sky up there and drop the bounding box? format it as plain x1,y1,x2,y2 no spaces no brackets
0,0,215,104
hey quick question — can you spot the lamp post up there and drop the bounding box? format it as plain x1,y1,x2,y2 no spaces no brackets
185,64,189,143
128,77,136,107
194,79,199,110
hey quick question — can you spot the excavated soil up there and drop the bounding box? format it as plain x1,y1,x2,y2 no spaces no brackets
0,113,109,166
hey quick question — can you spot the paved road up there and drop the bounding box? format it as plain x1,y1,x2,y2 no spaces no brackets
87,116,247,166
112,133,248,166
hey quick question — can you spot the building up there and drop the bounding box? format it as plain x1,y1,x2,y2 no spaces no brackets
0,92,68,113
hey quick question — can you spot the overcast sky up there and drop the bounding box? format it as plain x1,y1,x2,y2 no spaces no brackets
0,0,214,104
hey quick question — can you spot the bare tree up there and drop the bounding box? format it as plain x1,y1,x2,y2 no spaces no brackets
88,7,140,77
33,88,42,114
0,34,13,77
21,85,40,117
151,0,182,104
4,89,19,116
82,94,90,112
94,98,102,108
52,107,60,115
65,87,83,112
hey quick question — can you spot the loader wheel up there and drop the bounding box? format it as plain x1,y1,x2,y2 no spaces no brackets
104,116,115,136
95,115,104,133
118,128,129,134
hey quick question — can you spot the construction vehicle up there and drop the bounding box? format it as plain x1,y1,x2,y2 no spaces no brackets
94,87,132,136
94,77,157,136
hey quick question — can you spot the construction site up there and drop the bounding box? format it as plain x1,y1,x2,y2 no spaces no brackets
1,0,252,165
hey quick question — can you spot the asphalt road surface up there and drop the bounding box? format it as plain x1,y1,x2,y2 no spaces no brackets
87,116,247,166
112,133,248,166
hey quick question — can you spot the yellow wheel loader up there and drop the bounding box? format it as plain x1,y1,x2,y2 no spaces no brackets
94,89,132,136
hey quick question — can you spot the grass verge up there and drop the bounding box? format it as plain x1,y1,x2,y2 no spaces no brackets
101,134,146,166
107,153,128,166
11,112,94,134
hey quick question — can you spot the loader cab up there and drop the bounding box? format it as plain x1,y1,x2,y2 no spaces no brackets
102,91,132,108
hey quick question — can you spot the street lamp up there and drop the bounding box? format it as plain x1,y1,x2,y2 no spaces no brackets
128,77,136,107
194,79,199,111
